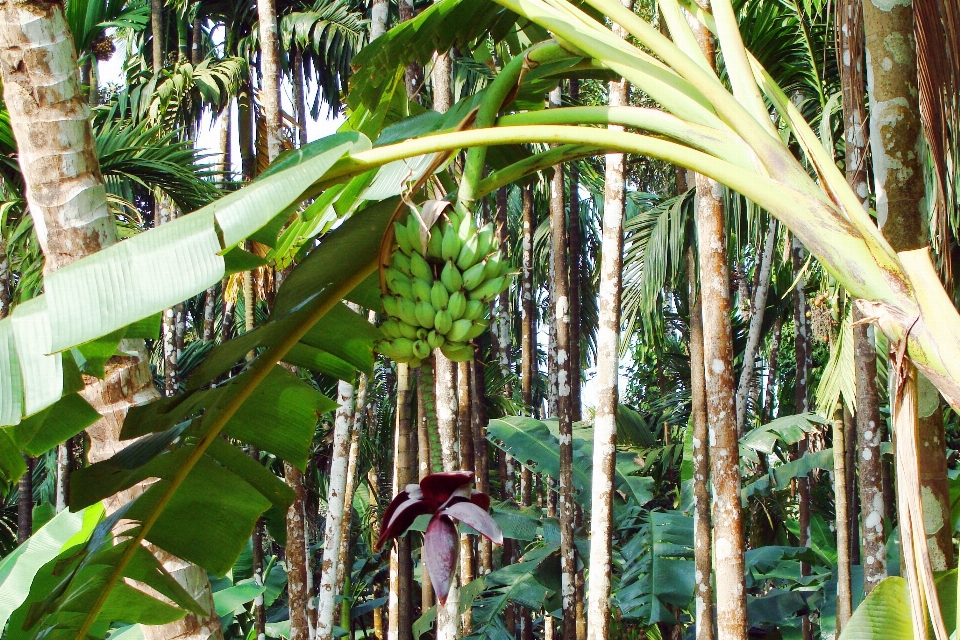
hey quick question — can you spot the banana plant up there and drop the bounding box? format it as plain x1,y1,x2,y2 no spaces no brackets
3,0,960,634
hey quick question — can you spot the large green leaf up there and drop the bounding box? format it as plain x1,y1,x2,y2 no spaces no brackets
837,577,912,640
740,412,826,455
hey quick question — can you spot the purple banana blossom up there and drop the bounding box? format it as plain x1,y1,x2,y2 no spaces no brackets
376,470,503,605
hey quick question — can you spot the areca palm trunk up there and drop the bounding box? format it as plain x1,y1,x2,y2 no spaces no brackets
547,84,578,640
0,3,222,638
792,236,813,640
735,217,777,434
567,79,582,421
586,25,629,635
833,403,852,630
687,9,747,637
388,364,414,640
863,0,955,571
257,0,283,160
837,0,885,592
316,380,357,640
434,355,461,639
151,0,162,73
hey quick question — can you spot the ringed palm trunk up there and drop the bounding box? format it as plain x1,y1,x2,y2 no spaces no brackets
837,0,886,593
0,3,222,638
792,236,813,640
256,0,283,160
567,79,582,422
586,25,629,635
832,403,852,630
688,10,747,638
434,355,460,639
863,0,954,571
388,364,415,640
151,0,162,73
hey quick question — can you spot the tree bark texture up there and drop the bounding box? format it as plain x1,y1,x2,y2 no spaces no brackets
388,363,414,640
397,0,423,101
833,405,852,631
336,368,369,621
434,354,461,639
586,33,629,639
151,0,163,74
863,0,955,571
567,80,582,422
735,217,777,434
285,463,311,640
256,0,282,161
694,174,747,640
316,380,357,640
687,248,715,640
471,357,493,576
0,5,222,638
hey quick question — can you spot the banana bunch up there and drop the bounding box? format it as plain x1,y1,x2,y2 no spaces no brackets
377,206,512,366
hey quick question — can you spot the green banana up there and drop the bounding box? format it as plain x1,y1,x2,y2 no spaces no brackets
441,223,462,262
431,281,449,310
427,330,444,350
464,300,485,321
382,295,400,318
475,223,495,260
461,261,487,291
440,342,474,361
406,214,424,254
415,301,436,329
391,338,416,361
377,340,401,360
398,321,418,340
435,309,453,335
381,320,401,339
463,320,488,341
412,278,432,303
456,233,480,271
457,210,475,241
412,339,431,360
386,269,413,299
447,291,467,320
410,252,433,282
427,229,444,259
392,252,413,276
447,319,474,342
398,298,419,326
468,276,505,301
440,260,463,293
482,251,502,280
416,327,429,341
393,221,413,256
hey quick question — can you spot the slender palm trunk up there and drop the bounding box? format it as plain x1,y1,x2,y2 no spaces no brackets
457,361,474,633
151,0,163,73
471,357,493,575
0,4,222,638
256,0,282,160
286,462,311,640
686,247,715,640
833,404,852,630
397,0,423,101
388,363,414,640
316,381,357,640
791,236,813,640
863,0,955,572
567,80,582,422
586,31,629,638
434,355,460,639
735,217,777,434
293,49,308,148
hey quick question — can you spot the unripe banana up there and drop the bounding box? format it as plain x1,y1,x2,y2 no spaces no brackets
464,299,485,321
447,291,467,320
440,342,474,362
427,229,444,259
440,260,463,293
463,320,488,341
386,269,413,299
393,221,413,256
475,223,495,260
398,321,418,340
482,251,502,280
456,234,480,271
410,252,433,282
441,224,462,262
499,261,515,278
461,261,487,291
392,338,416,360
415,301,436,329
381,320,401,339
377,340,401,360
447,319,474,342
416,328,429,341
412,339,431,360
456,211,475,241
431,281,449,310
412,278,433,303
427,330,444,350
382,295,400,318
435,309,453,335
468,276,505,301
406,214,424,254
392,252,413,276
398,298,418,326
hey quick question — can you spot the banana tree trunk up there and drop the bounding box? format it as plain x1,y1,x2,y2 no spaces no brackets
586,26,629,638
863,0,955,572
316,380,357,640
256,0,282,161
735,217,777,434
0,3,222,638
